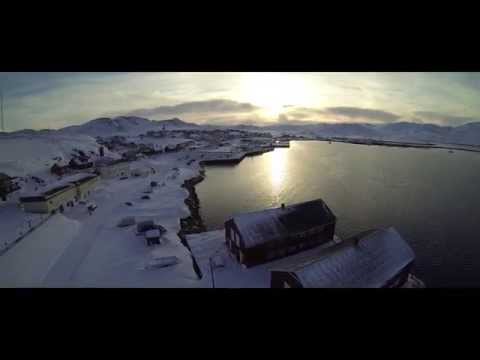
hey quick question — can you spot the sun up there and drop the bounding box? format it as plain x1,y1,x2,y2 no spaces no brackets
237,73,315,119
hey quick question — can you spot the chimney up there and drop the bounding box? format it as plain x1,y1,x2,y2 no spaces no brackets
281,203,285,210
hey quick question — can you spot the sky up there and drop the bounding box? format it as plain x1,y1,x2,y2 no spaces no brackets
1,72,480,131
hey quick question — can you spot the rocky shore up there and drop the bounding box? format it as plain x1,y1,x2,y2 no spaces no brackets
179,169,207,235
177,168,207,279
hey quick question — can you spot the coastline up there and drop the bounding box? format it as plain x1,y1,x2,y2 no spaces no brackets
177,166,208,279
314,138,480,153
178,167,207,237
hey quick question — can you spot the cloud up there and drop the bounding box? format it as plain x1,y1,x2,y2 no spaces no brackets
128,99,259,118
281,106,401,123
324,107,401,122
414,111,477,126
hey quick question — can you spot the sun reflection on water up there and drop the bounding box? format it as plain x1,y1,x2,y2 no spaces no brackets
270,148,288,190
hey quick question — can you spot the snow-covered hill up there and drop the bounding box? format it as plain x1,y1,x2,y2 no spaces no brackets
0,132,119,177
60,116,198,137
0,116,200,178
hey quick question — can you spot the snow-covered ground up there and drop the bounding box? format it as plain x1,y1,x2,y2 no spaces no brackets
43,153,204,287
0,201,47,253
0,150,205,287
0,214,81,287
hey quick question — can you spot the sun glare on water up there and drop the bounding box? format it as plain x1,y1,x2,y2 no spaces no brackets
270,148,288,190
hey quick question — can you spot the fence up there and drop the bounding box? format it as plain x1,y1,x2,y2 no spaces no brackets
0,213,53,256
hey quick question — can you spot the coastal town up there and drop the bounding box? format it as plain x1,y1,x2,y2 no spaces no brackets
0,117,429,288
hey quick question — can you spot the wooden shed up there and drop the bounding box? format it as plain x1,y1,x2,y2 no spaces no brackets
269,227,415,288
224,199,336,267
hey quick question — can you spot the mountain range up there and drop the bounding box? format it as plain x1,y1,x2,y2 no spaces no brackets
3,116,480,146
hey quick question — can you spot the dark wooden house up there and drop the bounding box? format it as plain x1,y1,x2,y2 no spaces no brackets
270,227,415,288
224,199,336,267
0,173,19,201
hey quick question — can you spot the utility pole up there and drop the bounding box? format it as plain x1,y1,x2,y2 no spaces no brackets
0,90,4,132
209,257,216,288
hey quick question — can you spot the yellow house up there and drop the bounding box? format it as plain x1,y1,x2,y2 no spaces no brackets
70,174,99,200
20,173,99,214
20,183,77,213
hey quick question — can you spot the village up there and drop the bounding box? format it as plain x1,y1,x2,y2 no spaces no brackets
0,125,424,288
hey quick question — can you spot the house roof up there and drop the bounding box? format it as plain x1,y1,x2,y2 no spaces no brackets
20,183,75,202
66,173,98,185
20,173,97,200
270,227,415,288
230,199,336,249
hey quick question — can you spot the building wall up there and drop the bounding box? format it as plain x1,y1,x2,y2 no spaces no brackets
46,186,78,213
234,222,336,268
98,163,129,179
21,201,50,213
21,176,99,214
22,186,78,214
75,177,99,199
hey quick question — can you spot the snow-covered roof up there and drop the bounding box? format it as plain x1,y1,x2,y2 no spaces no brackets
94,156,118,166
271,227,415,288
20,173,97,198
231,199,336,249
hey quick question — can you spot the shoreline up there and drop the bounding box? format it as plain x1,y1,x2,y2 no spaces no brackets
178,167,207,237
312,138,480,153
177,147,275,241
177,166,208,279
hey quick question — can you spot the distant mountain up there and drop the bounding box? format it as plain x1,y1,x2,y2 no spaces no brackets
155,118,199,129
60,116,199,137
60,116,153,136
241,121,480,146
5,114,480,146
449,122,480,145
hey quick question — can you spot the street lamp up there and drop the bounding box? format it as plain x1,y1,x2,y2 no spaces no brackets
209,256,216,289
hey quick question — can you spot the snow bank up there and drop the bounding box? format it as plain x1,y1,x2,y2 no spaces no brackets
0,214,81,287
